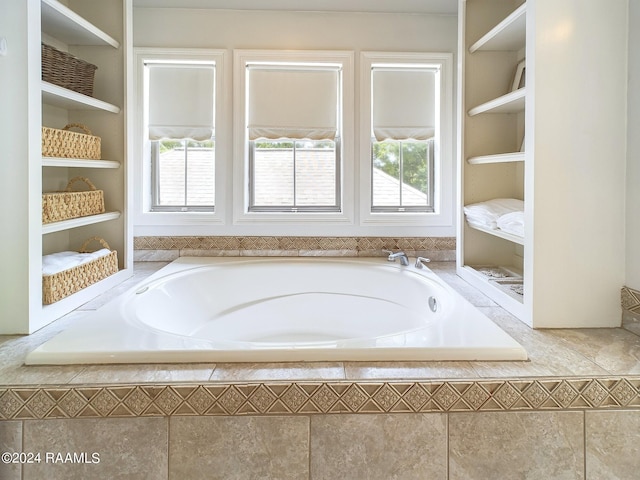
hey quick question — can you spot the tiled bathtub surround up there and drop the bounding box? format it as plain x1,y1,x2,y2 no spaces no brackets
622,286,640,313
133,235,457,261
2,411,640,479
449,411,585,479
623,286,640,336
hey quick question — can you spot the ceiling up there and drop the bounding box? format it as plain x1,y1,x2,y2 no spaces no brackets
132,0,458,15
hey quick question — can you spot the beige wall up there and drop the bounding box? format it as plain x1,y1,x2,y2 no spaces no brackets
133,8,457,52
131,7,458,238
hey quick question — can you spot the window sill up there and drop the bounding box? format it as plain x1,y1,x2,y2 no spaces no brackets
134,211,224,235
360,211,452,227
233,211,353,225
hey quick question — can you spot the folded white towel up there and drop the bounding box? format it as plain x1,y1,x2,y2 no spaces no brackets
497,211,525,237
43,248,111,276
464,198,524,230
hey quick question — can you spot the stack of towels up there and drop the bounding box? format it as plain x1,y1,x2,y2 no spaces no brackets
464,198,524,238
42,249,111,276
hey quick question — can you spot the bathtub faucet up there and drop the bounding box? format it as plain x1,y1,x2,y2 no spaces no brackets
383,250,410,266
415,257,431,269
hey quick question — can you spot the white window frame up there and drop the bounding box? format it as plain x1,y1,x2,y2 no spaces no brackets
233,49,355,227
359,52,454,231
132,48,229,235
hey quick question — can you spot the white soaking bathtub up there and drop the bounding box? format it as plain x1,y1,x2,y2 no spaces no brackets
26,257,527,364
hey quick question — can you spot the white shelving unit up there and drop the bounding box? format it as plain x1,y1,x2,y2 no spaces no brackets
41,0,120,47
42,212,122,235
458,0,527,322
0,0,132,334
466,223,524,245
0,0,133,334
41,81,121,113
42,158,120,168
467,87,526,116
467,152,524,165
35,0,131,331
468,3,526,53
458,0,627,328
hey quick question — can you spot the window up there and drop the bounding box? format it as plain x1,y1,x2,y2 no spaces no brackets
360,52,454,228
134,48,452,235
370,65,437,212
134,49,228,234
233,50,354,225
145,60,216,212
245,63,342,212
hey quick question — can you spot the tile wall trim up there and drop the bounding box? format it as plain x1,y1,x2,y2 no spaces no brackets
622,286,640,315
133,236,457,261
2,377,640,420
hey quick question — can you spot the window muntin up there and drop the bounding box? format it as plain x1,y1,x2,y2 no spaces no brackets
151,139,215,211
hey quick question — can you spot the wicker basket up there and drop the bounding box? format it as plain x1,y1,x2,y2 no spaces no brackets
42,123,101,160
42,237,118,305
42,43,97,97
42,176,105,224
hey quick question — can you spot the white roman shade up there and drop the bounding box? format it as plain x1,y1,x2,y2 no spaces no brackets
247,66,339,141
147,63,215,141
372,67,436,142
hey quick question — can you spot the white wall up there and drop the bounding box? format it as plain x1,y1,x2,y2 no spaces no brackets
132,8,458,237
133,8,457,52
0,0,43,334
627,1,640,291
525,0,627,328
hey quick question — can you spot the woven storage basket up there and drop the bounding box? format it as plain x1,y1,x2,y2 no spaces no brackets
42,43,97,97
42,237,118,305
42,176,105,224
42,123,101,160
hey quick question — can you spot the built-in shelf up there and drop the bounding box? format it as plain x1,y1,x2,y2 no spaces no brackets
0,0,132,334
468,88,525,116
469,3,527,53
460,265,524,310
42,157,120,168
460,2,529,324
467,152,525,165
466,222,524,245
41,0,119,48
42,81,121,113
42,211,121,235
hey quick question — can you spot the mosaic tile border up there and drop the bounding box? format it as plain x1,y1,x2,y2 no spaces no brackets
622,286,640,314
2,378,639,420
133,236,456,259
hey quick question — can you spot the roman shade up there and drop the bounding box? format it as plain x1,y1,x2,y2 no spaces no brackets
247,66,339,141
147,63,215,141
372,67,436,142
